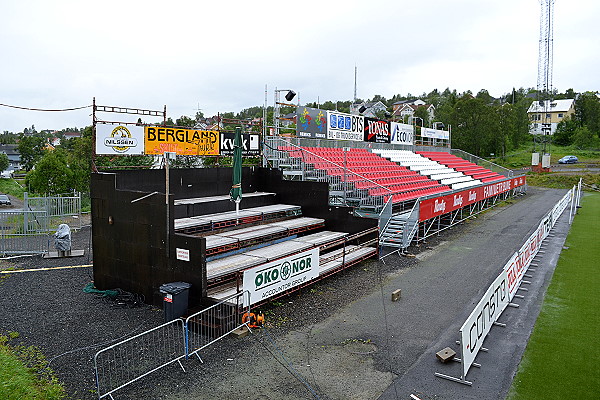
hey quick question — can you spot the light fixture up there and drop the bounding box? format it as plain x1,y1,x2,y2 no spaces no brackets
358,105,367,113
285,90,296,101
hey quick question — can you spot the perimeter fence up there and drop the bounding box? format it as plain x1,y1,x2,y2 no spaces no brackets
94,291,250,399
0,192,82,256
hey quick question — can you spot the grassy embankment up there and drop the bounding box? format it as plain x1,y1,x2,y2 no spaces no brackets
506,193,600,399
490,144,600,190
0,332,66,400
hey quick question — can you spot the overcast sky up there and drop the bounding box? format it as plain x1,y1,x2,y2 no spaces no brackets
1,0,598,133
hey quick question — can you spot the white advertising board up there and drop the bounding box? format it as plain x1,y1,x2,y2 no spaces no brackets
96,124,145,155
460,270,510,378
390,122,414,145
459,187,573,379
243,248,319,306
421,127,449,140
326,111,364,141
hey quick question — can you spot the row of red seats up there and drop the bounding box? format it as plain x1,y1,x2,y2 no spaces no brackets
369,181,441,196
387,185,451,203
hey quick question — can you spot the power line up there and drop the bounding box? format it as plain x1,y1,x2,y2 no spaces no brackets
0,103,92,112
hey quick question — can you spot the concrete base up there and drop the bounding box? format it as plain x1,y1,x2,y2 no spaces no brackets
436,347,457,363
230,325,250,338
43,250,85,259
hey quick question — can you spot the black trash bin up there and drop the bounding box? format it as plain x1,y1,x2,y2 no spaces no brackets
159,282,191,322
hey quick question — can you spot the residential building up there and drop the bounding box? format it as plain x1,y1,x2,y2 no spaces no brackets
527,99,575,135
0,144,21,171
391,100,435,123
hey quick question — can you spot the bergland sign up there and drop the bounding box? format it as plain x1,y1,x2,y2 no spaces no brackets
297,107,328,139
96,124,145,155
243,248,319,306
326,111,364,141
144,126,219,155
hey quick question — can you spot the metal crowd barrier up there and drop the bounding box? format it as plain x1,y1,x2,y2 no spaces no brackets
94,319,186,399
186,291,251,361
93,291,251,399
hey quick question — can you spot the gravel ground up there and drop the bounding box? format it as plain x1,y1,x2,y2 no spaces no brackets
0,188,570,400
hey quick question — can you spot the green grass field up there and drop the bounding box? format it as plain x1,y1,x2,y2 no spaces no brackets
507,192,600,399
0,333,65,400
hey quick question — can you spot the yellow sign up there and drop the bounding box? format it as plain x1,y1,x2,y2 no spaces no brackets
144,126,220,155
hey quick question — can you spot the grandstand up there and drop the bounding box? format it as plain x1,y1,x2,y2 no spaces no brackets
91,133,526,311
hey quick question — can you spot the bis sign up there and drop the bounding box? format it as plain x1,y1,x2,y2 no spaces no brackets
243,248,319,306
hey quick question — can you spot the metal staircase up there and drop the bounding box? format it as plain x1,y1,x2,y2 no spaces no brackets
378,198,420,251
379,213,408,248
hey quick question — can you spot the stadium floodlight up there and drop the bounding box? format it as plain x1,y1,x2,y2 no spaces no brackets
285,90,296,102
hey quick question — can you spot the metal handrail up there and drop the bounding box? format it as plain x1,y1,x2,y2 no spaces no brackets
265,137,394,197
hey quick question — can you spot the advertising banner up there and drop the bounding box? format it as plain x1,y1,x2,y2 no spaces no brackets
460,269,509,378
364,117,391,143
144,126,220,156
390,122,414,145
421,127,450,140
327,111,364,141
96,124,145,155
459,187,572,379
243,248,319,306
297,107,328,139
419,177,526,221
220,132,260,156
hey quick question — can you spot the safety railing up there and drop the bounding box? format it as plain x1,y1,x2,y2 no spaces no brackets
263,136,393,209
94,291,251,399
94,319,187,400
185,291,251,361
450,149,513,178
24,191,82,231
0,210,49,256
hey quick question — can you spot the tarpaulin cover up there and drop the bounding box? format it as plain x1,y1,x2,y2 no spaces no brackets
54,223,71,251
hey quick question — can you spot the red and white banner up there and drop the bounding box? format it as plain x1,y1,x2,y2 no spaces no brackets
419,176,526,221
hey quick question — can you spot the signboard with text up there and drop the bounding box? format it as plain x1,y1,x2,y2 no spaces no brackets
219,132,260,156
297,107,328,139
96,124,145,155
421,127,450,140
326,111,364,141
144,126,220,155
243,248,319,306
390,122,414,145
363,117,390,143
419,176,526,221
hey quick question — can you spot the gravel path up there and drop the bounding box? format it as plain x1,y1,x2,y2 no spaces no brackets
0,187,571,400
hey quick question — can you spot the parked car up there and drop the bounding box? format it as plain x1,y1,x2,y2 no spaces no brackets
0,194,11,205
558,155,578,164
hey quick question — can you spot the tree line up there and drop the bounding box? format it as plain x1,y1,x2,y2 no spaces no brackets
1,87,598,195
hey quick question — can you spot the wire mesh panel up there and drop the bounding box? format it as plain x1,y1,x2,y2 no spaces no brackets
24,192,82,231
94,319,186,399
0,210,48,256
185,291,250,359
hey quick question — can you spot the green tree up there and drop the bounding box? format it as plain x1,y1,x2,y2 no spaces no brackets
574,92,600,134
0,153,9,171
17,134,46,171
26,149,74,195
553,118,577,146
414,105,430,127
572,126,600,150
